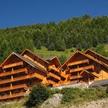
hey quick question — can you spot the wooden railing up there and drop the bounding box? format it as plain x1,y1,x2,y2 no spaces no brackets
0,92,25,101
0,84,28,93
68,59,89,67
0,73,45,85
0,68,27,77
3,62,23,69
70,76,82,80
48,72,60,81
61,72,67,79
48,65,60,73
48,80,57,85
70,65,94,73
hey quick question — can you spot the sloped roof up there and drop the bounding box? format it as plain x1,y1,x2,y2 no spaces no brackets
61,51,108,70
85,49,108,66
47,56,61,68
1,52,47,72
60,51,79,69
21,49,49,65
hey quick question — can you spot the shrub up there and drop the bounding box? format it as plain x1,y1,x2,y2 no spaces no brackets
25,84,50,108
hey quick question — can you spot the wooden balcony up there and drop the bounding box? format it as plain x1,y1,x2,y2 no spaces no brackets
48,65,60,73
48,72,60,81
0,84,28,93
0,73,45,85
70,75,82,80
48,80,57,85
0,68,27,77
70,65,94,73
61,72,67,79
68,59,89,67
33,72,45,80
3,62,23,69
0,92,25,101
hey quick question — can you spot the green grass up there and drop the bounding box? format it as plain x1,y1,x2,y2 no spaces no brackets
33,44,108,60
34,48,73,59
33,48,74,65
61,87,108,105
0,100,25,108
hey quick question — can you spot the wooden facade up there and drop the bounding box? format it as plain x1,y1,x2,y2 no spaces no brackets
0,49,108,101
60,50,108,85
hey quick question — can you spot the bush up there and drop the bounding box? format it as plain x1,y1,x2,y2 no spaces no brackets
25,84,50,108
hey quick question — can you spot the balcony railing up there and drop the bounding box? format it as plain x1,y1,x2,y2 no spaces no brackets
48,80,57,85
0,68,27,77
0,73,45,85
70,75,82,80
48,72,60,81
0,84,28,93
68,59,89,67
61,72,67,79
0,91,25,101
70,65,94,73
3,62,23,69
48,65,60,73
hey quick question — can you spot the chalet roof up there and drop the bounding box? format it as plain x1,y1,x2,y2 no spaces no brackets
46,56,61,68
61,51,108,70
60,51,79,69
85,49,108,66
1,52,47,72
21,49,49,65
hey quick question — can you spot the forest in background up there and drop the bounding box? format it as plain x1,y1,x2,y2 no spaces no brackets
0,15,108,62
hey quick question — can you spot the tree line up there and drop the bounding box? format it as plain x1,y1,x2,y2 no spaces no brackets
0,15,108,62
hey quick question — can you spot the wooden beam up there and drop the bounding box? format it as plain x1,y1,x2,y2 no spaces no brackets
0,84,27,93
3,62,23,69
48,65,60,73
47,72,61,81
0,92,25,101
0,73,45,85
70,65,94,73
68,59,89,67
0,68,28,77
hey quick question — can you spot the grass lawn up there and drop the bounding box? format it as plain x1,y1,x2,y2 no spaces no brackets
34,48,73,60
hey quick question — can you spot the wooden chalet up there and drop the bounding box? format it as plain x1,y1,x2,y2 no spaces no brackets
0,51,48,101
0,49,108,101
21,49,63,87
60,50,108,85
